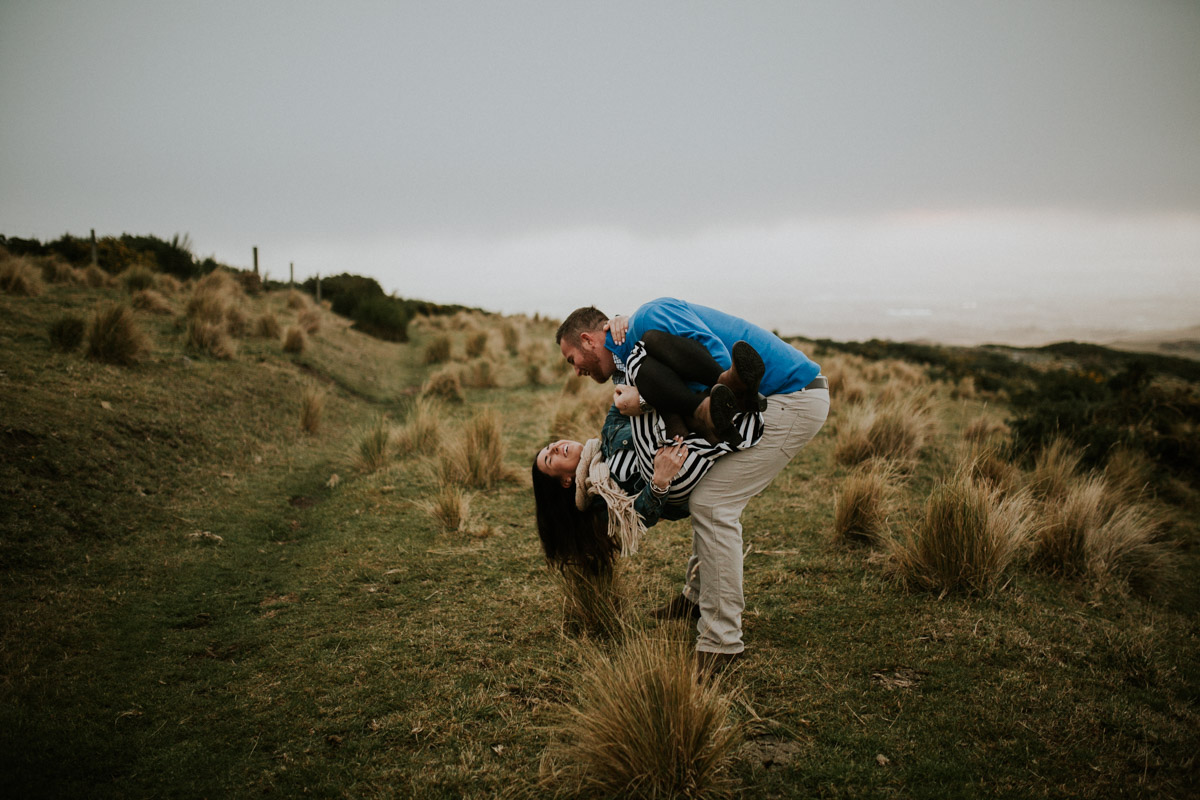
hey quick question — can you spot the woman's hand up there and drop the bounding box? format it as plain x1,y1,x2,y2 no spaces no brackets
613,385,644,416
651,437,687,491
604,315,629,345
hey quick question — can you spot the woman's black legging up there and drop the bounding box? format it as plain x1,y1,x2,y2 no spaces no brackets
633,329,724,417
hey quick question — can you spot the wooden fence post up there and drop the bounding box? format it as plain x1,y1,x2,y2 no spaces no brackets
289,262,294,290
90,229,97,267
316,272,321,304
253,246,259,276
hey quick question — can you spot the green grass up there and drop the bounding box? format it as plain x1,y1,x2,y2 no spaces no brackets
1,282,1198,798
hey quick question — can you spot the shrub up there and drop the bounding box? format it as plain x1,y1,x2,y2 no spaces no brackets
131,289,173,315
889,473,1033,596
833,462,895,546
86,303,148,365
544,628,742,799
187,318,236,359
300,385,324,434
352,417,393,474
0,257,43,295
254,312,281,339
282,326,306,354
422,367,464,403
424,335,452,364
49,314,86,352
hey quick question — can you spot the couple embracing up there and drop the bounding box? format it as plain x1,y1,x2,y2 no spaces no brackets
532,297,830,671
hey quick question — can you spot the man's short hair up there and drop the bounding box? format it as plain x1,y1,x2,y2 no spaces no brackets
556,306,608,345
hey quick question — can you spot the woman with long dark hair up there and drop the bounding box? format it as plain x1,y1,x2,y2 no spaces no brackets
532,332,766,574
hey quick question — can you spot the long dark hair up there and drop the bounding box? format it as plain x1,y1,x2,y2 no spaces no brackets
531,457,616,575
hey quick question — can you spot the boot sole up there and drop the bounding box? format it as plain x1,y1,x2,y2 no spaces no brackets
731,341,767,411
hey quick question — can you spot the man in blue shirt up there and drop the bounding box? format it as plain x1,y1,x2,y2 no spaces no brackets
556,298,830,671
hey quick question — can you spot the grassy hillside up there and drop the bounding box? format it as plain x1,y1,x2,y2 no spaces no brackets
1,252,1198,798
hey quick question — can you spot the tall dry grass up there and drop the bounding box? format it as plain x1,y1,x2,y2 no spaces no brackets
0,256,43,296
889,472,1033,596
132,289,174,315
1027,436,1085,501
187,318,237,359
300,385,325,434
543,629,743,799
436,408,513,489
39,257,83,285
465,330,489,358
352,417,393,474
391,397,442,456
282,325,307,353
86,303,149,365
833,462,896,546
425,483,472,533
834,394,935,468
49,314,86,352
422,367,465,403
424,335,453,364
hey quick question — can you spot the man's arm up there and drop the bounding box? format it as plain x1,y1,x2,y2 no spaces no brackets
626,297,732,370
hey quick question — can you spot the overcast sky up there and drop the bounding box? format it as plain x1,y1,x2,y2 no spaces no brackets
3,1,1198,343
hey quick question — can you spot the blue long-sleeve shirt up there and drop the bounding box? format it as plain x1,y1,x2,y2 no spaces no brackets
607,297,820,395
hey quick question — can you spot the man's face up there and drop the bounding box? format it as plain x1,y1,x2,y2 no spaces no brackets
560,331,612,383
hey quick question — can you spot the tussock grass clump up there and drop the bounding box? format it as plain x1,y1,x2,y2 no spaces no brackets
120,264,156,293
426,483,472,533
423,366,465,403
502,322,521,355
424,335,453,364
834,462,895,546
86,303,148,365
466,357,499,388
84,264,111,288
889,473,1033,596
465,330,489,358
282,325,306,353
352,417,393,474
187,318,237,359
1034,471,1177,597
834,396,934,468
550,563,627,640
298,308,321,334
254,312,281,339
1028,436,1085,501
154,272,183,295
300,385,325,434
527,363,544,387
959,445,1023,496
1103,447,1154,502
286,289,309,310
48,314,86,352
950,376,977,400
0,257,43,295
437,409,513,489
224,304,250,337
963,415,1010,446
39,257,82,284
391,397,442,456
544,629,742,799
132,289,174,315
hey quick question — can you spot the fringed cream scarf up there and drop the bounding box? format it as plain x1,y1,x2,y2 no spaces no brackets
574,438,646,557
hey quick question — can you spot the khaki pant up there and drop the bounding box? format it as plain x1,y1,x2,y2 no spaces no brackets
683,387,829,654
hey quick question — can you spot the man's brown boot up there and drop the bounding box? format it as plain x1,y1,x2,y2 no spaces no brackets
717,340,767,412
650,593,700,621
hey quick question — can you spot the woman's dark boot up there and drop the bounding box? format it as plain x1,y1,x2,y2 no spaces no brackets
718,340,767,412
688,384,737,445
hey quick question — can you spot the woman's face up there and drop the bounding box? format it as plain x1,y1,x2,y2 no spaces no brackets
537,439,583,488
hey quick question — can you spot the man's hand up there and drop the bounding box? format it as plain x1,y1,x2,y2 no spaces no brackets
613,384,644,416
604,315,629,346
651,438,687,491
